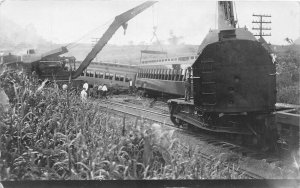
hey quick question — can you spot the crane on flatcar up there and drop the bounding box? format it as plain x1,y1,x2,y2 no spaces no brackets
21,1,157,81
166,1,278,150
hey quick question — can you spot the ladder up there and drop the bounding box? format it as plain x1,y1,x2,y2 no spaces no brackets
201,59,217,106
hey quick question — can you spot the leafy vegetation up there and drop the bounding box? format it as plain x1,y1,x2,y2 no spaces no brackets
0,70,246,180
275,44,300,104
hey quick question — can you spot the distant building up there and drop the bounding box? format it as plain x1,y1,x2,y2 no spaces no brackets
0,53,22,71
0,53,21,64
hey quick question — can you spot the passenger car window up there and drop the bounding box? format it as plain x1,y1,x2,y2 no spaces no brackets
120,75,124,82
105,73,109,79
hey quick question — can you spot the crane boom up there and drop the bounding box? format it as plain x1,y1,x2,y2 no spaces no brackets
218,1,236,30
72,1,157,79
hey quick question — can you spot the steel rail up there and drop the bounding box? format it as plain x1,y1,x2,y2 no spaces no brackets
103,100,170,117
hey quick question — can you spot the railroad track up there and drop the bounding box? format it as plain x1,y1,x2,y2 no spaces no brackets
104,100,169,117
93,98,266,179
114,97,300,155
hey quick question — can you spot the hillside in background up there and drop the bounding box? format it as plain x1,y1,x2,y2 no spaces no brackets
0,14,197,63
0,16,58,55
294,37,300,45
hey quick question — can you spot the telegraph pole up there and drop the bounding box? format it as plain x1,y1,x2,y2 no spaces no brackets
252,14,271,39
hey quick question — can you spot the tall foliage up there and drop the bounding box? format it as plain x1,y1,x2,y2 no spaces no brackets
275,45,300,104
0,70,249,180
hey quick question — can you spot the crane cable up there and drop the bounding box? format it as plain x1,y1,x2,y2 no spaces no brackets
65,17,114,49
143,4,166,57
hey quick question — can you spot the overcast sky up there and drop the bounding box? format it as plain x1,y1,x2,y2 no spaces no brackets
0,0,299,45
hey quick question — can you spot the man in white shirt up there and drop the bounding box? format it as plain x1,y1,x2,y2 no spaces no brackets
83,83,88,91
102,84,108,99
98,85,103,98
81,83,88,102
129,79,133,94
80,88,87,102
62,84,68,91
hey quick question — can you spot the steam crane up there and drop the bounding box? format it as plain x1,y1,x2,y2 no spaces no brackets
168,1,277,149
23,1,157,81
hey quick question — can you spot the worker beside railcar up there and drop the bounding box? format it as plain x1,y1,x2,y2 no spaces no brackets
109,81,114,96
62,84,68,91
102,84,108,99
81,83,88,102
98,84,103,98
92,85,98,98
184,77,191,101
184,67,192,101
88,85,94,98
129,79,133,95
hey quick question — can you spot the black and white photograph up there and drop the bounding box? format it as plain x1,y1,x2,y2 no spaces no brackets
0,0,299,187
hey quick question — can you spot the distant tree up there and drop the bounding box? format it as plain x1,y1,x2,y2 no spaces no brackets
128,40,134,46
139,41,146,45
276,44,300,104
284,37,294,44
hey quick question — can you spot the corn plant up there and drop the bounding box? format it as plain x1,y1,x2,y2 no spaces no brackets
0,70,250,180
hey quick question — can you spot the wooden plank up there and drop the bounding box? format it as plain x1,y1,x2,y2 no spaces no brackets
276,111,300,127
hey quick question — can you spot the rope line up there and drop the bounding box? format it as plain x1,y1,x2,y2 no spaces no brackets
65,17,114,49
140,3,167,61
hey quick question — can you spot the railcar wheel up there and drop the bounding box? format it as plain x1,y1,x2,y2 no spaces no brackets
170,115,182,127
169,102,182,127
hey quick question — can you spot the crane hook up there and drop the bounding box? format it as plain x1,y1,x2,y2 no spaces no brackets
122,22,128,35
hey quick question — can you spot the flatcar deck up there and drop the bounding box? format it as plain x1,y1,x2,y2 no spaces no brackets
168,98,194,105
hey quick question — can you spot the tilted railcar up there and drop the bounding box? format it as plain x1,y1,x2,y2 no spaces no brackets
78,62,138,93
135,55,197,96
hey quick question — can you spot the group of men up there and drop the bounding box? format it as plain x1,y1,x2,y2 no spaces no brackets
80,82,108,101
